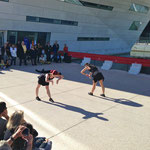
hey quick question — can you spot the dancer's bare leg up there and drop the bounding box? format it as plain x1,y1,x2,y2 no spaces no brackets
99,80,105,94
91,81,97,94
45,85,51,98
45,85,54,102
36,84,41,97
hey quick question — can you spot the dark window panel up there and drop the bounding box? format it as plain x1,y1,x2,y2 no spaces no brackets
77,37,110,41
26,16,39,22
79,0,113,11
0,0,9,2
26,16,78,26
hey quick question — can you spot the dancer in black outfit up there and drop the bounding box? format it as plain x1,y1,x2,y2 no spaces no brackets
36,69,64,102
81,63,105,97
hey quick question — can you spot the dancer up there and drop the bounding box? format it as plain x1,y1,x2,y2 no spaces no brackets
81,63,105,97
36,70,64,102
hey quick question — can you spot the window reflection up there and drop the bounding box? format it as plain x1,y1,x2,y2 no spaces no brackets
129,21,142,31
129,3,149,14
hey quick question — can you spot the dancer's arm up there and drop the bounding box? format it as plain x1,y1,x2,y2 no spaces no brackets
55,75,64,84
89,72,92,79
81,67,90,77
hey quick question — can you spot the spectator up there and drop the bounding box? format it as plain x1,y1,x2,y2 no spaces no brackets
4,110,38,150
0,125,33,150
63,44,68,54
4,110,26,140
0,59,5,69
1,43,11,67
0,47,5,69
10,44,17,66
57,51,62,63
45,42,52,63
63,44,68,62
0,102,9,140
21,41,27,65
17,41,26,66
30,46,37,66
52,41,59,62
39,54,46,64
37,44,42,63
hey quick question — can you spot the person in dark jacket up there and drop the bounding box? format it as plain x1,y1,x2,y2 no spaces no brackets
17,41,27,66
37,43,42,63
52,41,59,62
1,43,11,67
45,42,52,62
30,46,37,65
0,102,9,140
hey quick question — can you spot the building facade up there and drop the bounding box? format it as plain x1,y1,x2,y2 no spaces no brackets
0,0,150,54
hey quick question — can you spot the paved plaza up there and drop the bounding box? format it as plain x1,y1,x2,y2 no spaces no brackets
0,63,150,150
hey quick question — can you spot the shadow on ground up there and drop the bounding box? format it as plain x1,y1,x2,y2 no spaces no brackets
40,100,108,121
94,96,143,107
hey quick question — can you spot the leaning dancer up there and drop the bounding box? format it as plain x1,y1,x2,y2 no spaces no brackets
36,72,63,102
81,63,105,97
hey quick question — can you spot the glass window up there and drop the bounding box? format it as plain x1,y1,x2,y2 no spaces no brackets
61,20,78,26
26,16,78,26
60,0,82,5
8,30,51,46
7,31,18,44
39,18,53,23
129,21,142,30
58,0,113,11
0,0,9,2
77,37,110,41
79,1,113,11
129,3,149,14
26,16,39,22
53,19,61,24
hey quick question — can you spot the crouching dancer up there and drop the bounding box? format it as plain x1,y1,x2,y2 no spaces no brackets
36,70,64,102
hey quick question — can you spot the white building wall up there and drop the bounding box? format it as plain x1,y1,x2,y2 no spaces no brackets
0,0,150,54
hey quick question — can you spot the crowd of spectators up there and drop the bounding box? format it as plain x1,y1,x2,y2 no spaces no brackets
0,40,69,69
0,102,52,150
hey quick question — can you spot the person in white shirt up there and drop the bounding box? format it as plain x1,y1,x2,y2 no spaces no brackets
39,54,46,64
10,44,17,65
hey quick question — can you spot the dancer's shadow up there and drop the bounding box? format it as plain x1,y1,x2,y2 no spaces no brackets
93,96,143,107
40,100,108,121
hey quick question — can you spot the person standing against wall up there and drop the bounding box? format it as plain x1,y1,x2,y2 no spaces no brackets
52,41,59,62
45,42,52,63
21,41,27,65
10,44,17,65
63,44,68,62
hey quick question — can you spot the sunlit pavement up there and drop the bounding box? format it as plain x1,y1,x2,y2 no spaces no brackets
0,63,150,150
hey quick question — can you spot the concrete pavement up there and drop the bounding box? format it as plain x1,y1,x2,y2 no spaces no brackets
0,63,150,150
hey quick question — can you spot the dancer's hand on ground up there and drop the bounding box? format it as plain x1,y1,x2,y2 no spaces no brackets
56,79,59,84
